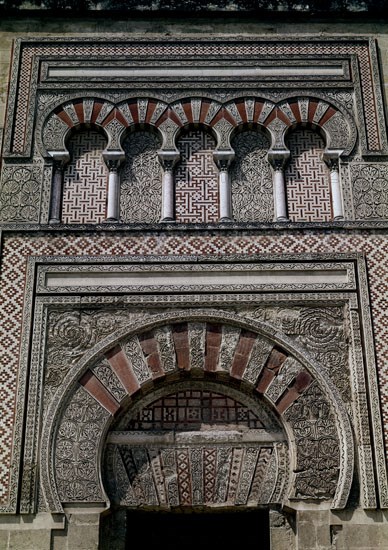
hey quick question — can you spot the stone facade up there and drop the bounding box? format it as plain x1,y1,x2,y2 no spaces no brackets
1,5,388,550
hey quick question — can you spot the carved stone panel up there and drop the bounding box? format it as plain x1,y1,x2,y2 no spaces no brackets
120,130,163,223
285,382,340,500
230,130,273,222
0,163,43,222
54,386,109,503
352,164,388,219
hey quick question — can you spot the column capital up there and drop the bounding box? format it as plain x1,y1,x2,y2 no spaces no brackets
322,149,343,170
213,150,235,171
49,150,70,168
103,150,125,170
158,150,180,170
267,149,290,170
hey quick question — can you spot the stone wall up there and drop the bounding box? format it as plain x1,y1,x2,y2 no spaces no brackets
1,7,388,550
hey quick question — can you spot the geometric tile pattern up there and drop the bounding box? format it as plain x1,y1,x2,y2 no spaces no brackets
128,390,265,430
62,130,108,224
285,129,331,222
1,231,388,505
175,130,219,223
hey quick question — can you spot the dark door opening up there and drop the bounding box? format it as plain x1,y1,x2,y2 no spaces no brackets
125,508,270,549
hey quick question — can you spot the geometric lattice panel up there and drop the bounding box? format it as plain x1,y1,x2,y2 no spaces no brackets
62,129,108,224
128,390,266,430
285,129,331,222
175,129,219,223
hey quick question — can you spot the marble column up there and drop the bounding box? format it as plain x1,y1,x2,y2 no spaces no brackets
214,151,235,222
158,151,180,222
268,152,290,222
103,152,125,222
48,152,70,224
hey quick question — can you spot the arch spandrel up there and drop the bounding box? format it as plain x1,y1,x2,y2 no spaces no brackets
40,311,353,514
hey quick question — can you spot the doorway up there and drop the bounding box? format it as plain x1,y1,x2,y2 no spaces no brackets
125,508,270,549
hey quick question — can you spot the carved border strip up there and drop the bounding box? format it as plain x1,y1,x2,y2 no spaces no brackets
35,259,356,294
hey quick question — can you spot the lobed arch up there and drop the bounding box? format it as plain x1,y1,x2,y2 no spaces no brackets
39,309,353,516
41,95,356,223
40,94,356,160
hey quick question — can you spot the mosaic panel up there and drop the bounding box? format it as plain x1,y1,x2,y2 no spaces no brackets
1,231,388,509
62,129,108,224
175,129,219,223
230,130,273,222
120,131,163,223
285,129,331,222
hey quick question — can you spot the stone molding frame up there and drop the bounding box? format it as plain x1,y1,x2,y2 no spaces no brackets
3,36,385,160
6,251,384,516
39,309,353,514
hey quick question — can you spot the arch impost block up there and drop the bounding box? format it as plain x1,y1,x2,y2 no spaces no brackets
48,150,70,164
102,150,125,165
158,149,180,166
322,149,344,168
213,149,235,169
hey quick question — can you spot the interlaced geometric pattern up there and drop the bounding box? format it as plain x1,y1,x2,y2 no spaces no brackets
175,130,219,223
285,129,331,222
62,130,108,224
1,232,388,506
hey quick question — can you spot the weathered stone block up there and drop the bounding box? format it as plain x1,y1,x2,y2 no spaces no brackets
8,529,51,550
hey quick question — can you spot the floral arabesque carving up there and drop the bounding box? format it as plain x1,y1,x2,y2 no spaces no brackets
230,129,273,222
285,382,340,499
352,164,388,219
120,130,163,223
44,309,139,406
55,386,109,502
0,164,42,222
